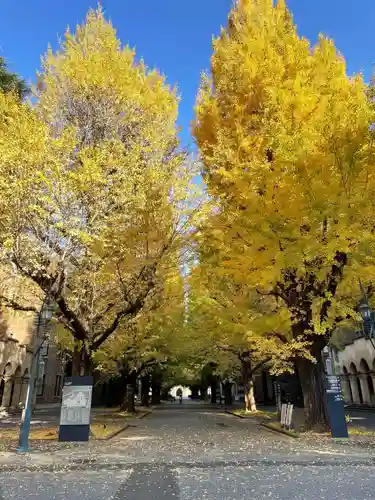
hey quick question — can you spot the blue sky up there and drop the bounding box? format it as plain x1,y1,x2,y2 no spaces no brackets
0,0,374,147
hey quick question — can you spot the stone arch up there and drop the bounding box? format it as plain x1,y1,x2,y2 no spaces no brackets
349,362,358,374
9,365,22,408
346,361,365,404
0,363,13,408
14,366,21,376
341,365,353,404
18,368,29,409
360,359,370,373
357,359,374,403
2,362,13,377
0,378,4,407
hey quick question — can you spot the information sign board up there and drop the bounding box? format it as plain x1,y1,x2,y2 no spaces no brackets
58,376,93,442
325,375,348,439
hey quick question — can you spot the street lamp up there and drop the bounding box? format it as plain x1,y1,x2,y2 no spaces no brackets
16,298,53,453
359,302,372,320
358,291,375,350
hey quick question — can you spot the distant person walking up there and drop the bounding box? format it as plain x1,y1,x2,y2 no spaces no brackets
176,388,183,404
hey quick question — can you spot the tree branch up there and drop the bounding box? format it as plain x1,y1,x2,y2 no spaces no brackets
92,302,115,326
320,251,348,324
55,296,88,342
1,297,38,313
91,297,146,351
215,344,240,356
248,358,271,376
92,262,158,350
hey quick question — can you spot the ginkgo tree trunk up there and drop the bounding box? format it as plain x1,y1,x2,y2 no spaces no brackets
0,7,202,376
193,0,375,430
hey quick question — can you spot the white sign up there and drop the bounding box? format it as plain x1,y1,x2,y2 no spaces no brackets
39,341,49,357
60,385,92,426
280,403,294,429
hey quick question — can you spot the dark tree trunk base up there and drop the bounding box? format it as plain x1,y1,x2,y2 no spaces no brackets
200,387,207,401
190,386,199,399
223,382,233,406
244,379,256,412
141,376,150,407
121,383,135,413
210,381,217,404
151,384,161,405
71,344,92,377
296,354,330,432
242,357,257,412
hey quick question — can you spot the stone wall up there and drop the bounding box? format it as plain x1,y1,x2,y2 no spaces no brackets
0,336,32,410
336,336,375,405
0,309,65,410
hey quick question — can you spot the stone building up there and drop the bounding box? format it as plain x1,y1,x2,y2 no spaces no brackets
335,332,375,406
332,290,375,406
0,308,65,412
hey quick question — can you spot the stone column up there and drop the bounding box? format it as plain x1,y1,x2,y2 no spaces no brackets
359,374,372,404
0,377,14,409
9,377,22,411
349,375,361,404
19,376,29,408
340,376,352,404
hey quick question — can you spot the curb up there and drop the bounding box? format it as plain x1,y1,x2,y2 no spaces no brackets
0,410,153,446
225,410,246,419
260,422,300,439
137,410,152,420
98,409,152,439
3,455,375,473
104,424,129,441
346,406,375,413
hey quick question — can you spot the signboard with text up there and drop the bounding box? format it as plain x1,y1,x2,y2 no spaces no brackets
325,375,348,439
58,376,93,442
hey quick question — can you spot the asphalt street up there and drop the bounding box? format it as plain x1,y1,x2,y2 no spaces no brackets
1,402,375,499
2,464,375,499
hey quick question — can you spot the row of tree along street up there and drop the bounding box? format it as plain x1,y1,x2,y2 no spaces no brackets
1,1,375,431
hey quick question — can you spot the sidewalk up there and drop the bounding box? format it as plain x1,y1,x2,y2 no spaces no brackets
35,403,61,411
0,442,128,472
1,438,375,473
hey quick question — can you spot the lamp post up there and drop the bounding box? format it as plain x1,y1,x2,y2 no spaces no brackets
358,292,375,350
16,298,53,453
359,297,374,332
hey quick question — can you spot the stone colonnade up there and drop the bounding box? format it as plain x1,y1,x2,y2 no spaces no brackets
340,362,375,405
337,336,375,406
0,363,30,411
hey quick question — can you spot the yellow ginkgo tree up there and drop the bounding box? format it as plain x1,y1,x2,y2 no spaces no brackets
187,249,311,411
193,0,375,429
92,261,187,410
0,7,202,375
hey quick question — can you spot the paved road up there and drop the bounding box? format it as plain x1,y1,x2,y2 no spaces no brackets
1,403,375,499
2,464,375,500
347,409,375,429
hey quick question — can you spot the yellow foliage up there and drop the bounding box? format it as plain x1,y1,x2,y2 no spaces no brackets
187,261,312,376
193,0,375,361
0,7,203,361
